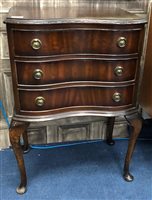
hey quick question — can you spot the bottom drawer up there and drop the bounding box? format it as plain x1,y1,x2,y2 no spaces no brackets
18,85,134,113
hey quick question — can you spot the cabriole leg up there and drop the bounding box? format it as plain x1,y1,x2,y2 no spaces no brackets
123,118,143,181
22,127,30,154
9,120,29,194
106,117,115,145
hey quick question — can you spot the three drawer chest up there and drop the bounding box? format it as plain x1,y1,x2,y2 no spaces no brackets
4,5,147,194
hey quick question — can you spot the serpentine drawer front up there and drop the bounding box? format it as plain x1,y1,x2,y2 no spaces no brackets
5,5,147,194
16,59,137,85
7,22,144,117
18,85,134,113
13,28,141,56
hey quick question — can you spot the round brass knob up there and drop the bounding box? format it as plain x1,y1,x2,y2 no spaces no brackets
117,37,127,48
33,69,43,80
31,38,42,50
114,66,123,77
112,92,121,102
35,96,45,107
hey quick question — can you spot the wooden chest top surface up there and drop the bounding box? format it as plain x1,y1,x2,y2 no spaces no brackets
5,5,147,24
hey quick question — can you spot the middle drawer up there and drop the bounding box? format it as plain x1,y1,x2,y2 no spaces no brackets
16,58,137,85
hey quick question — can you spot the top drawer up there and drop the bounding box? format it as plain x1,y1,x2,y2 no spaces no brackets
12,29,141,57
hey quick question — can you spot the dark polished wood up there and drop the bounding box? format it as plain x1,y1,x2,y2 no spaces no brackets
6,19,145,118
140,4,152,116
5,5,146,194
19,85,134,112
22,127,30,153
106,117,115,145
6,5,147,25
16,59,138,85
13,28,141,56
123,118,143,181
9,120,30,194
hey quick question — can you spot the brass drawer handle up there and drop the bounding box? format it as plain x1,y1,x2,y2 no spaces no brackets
31,38,42,50
114,66,123,77
117,37,127,48
35,96,45,107
33,69,43,80
112,92,121,102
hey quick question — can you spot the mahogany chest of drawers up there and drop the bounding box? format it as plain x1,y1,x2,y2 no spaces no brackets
5,5,147,194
